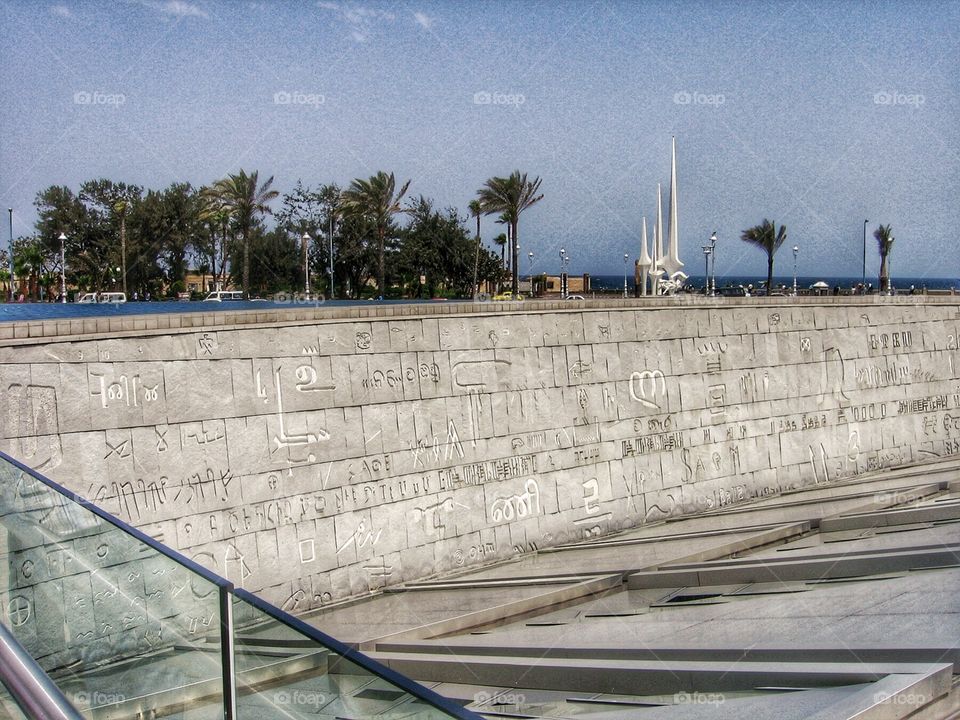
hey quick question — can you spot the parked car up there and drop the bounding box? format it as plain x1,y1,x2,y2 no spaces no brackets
564,294,585,300
76,292,126,303
716,285,750,297
203,290,245,302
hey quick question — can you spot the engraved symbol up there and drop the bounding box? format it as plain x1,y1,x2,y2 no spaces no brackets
104,438,132,459
197,333,216,355
355,331,372,350
295,364,335,393
8,596,31,626
629,370,666,409
800,337,811,352
20,560,34,579
769,313,781,325
155,426,169,452
488,330,499,347
452,358,512,391
96,544,109,559
299,539,315,564
272,367,330,453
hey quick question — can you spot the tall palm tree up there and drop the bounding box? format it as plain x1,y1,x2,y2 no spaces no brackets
469,199,482,299
493,233,508,278
341,171,411,298
874,224,894,292
203,170,279,295
740,219,787,293
477,171,543,296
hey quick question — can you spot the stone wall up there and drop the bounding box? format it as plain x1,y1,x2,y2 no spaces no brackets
2,298,959,623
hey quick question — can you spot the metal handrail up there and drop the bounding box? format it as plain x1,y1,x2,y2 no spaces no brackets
0,621,84,720
0,449,480,719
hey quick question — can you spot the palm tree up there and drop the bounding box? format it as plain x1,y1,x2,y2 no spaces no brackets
341,171,411,298
477,171,543,296
493,233,508,278
874,224,894,292
469,199,482,299
203,170,279,295
740,219,787,293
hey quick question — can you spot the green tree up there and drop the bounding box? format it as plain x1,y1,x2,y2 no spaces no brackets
740,219,787,293
341,171,411,298
203,170,279,295
476,171,543,296
874,224,894,292
78,180,142,295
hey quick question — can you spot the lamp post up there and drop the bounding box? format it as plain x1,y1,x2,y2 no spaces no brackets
792,245,799,297
709,231,718,295
559,247,570,297
701,244,712,295
328,214,335,300
527,251,534,297
623,253,629,298
58,233,67,303
862,219,868,292
301,232,311,296
888,237,895,296
7,209,13,302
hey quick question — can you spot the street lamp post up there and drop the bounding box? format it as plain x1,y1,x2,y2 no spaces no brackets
527,251,534,297
888,237,895,296
862,219,868,292
559,247,570,297
328,214,335,300
792,245,799,297
701,244,712,295
302,232,311,296
58,233,67,303
623,253,629,298
709,232,718,295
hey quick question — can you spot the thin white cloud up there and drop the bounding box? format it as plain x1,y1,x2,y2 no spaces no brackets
50,4,73,18
158,1,207,18
413,11,434,30
317,1,395,43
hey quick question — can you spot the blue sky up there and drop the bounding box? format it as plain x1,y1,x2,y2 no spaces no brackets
1,0,958,279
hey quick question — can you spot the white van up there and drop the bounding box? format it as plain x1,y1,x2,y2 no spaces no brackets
203,290,245,302
77,292,127,303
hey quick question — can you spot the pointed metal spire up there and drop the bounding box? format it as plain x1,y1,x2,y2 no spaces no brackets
638,215,651,296
663,136,685,278
650,183,665,294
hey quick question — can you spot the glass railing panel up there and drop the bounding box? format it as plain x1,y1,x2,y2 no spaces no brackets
0,455,227,719
0,683,29,720
231,592,473,719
